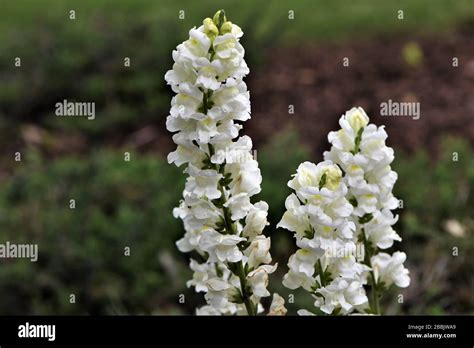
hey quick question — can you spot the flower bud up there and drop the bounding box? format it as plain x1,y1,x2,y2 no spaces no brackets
220,21,233,34
347,107,369,132
213,10,227,28
246,236,271,269
203,18,219,40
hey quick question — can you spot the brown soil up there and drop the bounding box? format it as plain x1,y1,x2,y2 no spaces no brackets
244,31,474,158
7,31,474,169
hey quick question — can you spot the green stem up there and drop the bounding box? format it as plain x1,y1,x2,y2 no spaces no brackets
316,259,327,287
207,144,257,316
236,261,256,316
196,20,256,315
370,271,380,315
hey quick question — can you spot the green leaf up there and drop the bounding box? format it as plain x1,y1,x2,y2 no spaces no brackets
349,196,358,207
304,227,315,239
319,173,327,189
352,127,364,154
358,213,373,224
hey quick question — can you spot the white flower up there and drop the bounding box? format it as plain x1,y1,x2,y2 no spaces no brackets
359,126,393,162
169,83,203,119
247,264,277,298
346,107,369,132
187,260,231,293
289,161,345,207
288,161,320,192
268,293,287,316
173,196,221,233
227,159,262,196
213,33,241,59
277,193,310,236
328,255,370,282
196,305,222,315
176,228,202,253
205,278,231,309
167,141,206,167
297,309,316,316
282,268,316,291
199,229,245,263
195,57,222,90
371,252,410,288
179,27,211,61
364,209,401,249
288,249,320,277
315,278,369,315
211,136,251,164
212,34,249,79
245,235,272,269
165,60,197,88
186,259,210,292
242,201,269,240
184,165,222,200
211,78,250,121
224,192,252,220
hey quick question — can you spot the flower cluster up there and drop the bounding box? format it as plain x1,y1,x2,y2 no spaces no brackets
166,10,282,315
324,107,410,298
278,161,370,315
279,107,410,315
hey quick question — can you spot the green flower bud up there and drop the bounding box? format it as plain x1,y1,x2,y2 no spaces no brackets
213,10,227,28
203,17,218,40
220,21,233,34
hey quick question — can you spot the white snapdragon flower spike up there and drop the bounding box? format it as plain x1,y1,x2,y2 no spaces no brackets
281,107,410,315
166,10,284,316
323,107,410,313
278,161,370,315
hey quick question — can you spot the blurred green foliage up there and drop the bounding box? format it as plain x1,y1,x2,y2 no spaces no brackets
389,137,474,314
395,137,474,240
0,150,189,314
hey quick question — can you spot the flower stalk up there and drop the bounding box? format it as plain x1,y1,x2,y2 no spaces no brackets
280,107,410,315
165,10,284,316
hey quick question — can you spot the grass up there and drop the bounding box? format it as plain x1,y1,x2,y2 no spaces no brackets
1,0,473,45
